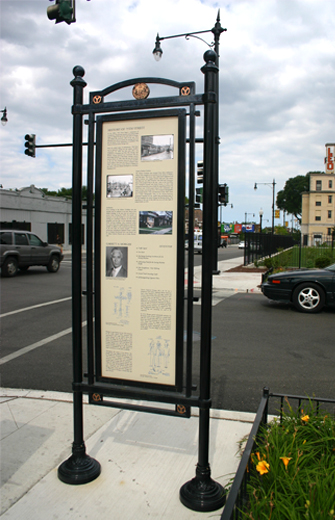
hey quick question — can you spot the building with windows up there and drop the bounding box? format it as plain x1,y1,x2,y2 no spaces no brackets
0,185,86,249
301,143,335,245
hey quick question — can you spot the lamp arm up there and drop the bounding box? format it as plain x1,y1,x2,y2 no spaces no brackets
185,33,214,48
157,28,213,43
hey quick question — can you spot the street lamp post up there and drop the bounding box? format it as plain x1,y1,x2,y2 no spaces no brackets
254,179,276,234
219,203,233,232
244,212,255,230
154,20,227,512
259,208,264,233
154,11,226,275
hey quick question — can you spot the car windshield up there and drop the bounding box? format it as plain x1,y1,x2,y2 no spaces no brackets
325,263,335,272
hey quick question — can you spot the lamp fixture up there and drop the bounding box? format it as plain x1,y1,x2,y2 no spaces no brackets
1,107,8,126
254,179,276,234
152,10,226,61
153,34,163,61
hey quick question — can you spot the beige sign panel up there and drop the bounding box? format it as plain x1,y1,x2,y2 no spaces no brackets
98,115,181,387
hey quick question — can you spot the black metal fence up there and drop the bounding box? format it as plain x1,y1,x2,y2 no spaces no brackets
244,232,335,268
220,388,335,519
243,233,299,266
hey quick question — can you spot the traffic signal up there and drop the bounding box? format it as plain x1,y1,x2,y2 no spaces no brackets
196,187,203,204
24,134,36,158
218,184,229,205
47,0,75,24
197,160,203,184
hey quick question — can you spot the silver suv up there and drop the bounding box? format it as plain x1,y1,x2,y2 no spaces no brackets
0,230,64,277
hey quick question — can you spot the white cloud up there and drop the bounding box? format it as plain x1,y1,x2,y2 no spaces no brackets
1,0,334,224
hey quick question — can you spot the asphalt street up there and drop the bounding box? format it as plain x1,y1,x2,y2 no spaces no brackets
1,250,334,414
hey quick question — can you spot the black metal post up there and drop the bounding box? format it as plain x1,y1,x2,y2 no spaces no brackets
180,50,226,512
272,179,275,235
186,104,196,401
212,11,225,275
58,66,100,485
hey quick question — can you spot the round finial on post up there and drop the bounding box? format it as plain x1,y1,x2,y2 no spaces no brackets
203,49,217,64
73,65,85,78
71,65,87,88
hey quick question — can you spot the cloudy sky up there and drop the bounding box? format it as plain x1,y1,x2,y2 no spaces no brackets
1,0,334,226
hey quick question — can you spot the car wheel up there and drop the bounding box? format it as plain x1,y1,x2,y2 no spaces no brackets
292,282,325,313
47,255,60,273
2,256,18,277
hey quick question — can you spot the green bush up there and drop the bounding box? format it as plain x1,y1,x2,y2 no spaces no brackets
263,258,273,269
315,255,333,268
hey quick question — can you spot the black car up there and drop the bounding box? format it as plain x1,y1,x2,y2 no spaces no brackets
261,263,335,313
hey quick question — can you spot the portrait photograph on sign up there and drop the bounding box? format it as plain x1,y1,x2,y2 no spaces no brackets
106,246,128,278
95,110,185,390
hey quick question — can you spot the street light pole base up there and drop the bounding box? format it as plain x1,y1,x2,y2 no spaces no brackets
58,443,101,485
180,465,226,512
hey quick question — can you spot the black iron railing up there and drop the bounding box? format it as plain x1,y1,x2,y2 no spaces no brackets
244,232,335,268
220,387,335,519
244,233,299,266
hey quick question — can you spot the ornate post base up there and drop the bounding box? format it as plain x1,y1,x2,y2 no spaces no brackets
179,464,226,512
58,442,101,485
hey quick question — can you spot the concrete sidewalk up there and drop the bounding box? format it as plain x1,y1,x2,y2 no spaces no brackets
1,388,256,519
190,256,263,294
0,257,265,519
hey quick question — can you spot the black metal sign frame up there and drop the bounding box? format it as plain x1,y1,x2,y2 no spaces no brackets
94,109,186,393
59,48,226,513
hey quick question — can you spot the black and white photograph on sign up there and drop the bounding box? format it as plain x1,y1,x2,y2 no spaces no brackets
141,135,174,161
106,246,128,278
107,175,133,198
139,211,173,235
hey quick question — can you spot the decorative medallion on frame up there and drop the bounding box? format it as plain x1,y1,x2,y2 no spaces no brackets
180,86,191,96
93,95,102,104
177,404,187,415
92,393,102,402
132,83,150,100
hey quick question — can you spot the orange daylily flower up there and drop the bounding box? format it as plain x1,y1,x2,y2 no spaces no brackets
301,414,310,423
280,456,292,469
256,460,270,475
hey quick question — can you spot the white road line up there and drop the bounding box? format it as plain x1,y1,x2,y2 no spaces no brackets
0,296,72,319
0,321,87,366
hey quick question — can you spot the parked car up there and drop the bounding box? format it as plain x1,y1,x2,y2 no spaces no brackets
238,241,245,249
261,263,335,313
0,230,64,277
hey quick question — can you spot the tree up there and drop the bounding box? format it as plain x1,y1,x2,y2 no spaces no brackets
276,173,313,223
40,186,89,200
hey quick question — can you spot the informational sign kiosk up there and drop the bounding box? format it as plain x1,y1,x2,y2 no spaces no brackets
58,46,226,512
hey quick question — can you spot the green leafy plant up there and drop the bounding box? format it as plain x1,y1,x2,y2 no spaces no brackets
315,255,333,269
242,401,335,519
260,246,335,270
